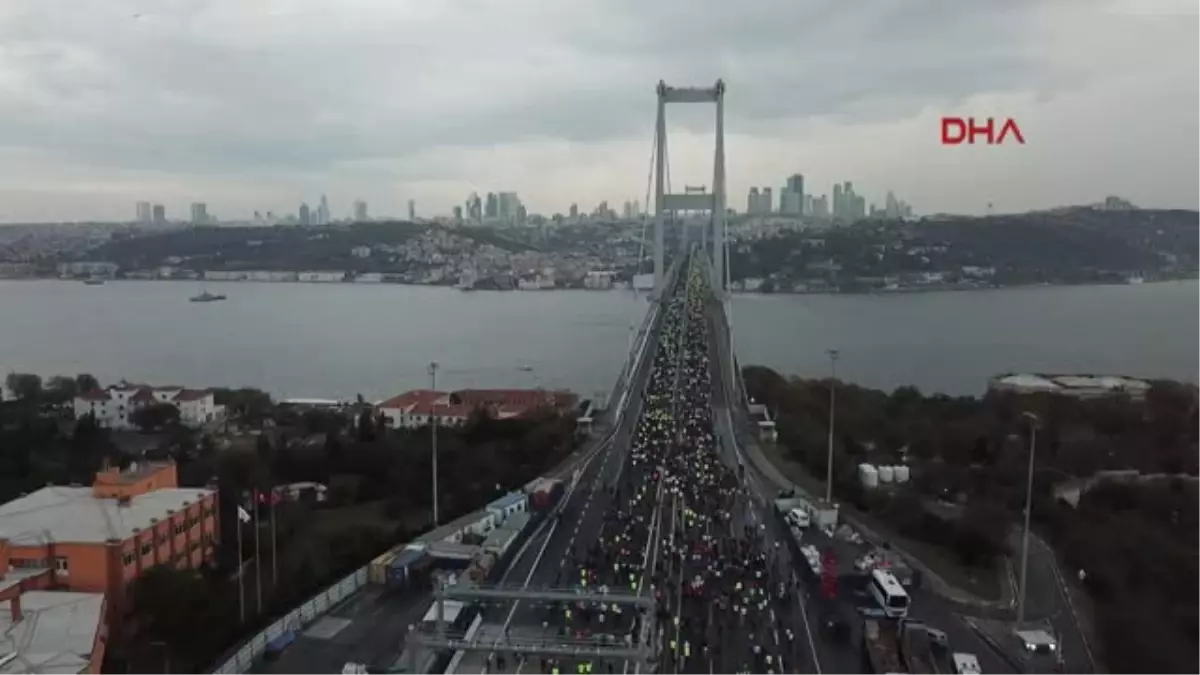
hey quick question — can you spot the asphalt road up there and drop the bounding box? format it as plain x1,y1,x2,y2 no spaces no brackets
706,296,1020,675
484,261,813,674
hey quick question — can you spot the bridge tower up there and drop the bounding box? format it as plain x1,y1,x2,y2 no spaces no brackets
653,79,727,297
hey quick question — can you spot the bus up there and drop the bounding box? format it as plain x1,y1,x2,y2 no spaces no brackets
869,569,910,618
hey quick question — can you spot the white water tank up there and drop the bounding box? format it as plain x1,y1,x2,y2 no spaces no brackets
894,465,911,483
878,465,895,483
859,463,879,489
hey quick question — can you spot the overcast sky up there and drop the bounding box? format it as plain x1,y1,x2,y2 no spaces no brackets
0,0,1196,223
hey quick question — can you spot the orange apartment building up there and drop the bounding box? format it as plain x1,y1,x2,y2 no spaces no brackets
0,461,218,672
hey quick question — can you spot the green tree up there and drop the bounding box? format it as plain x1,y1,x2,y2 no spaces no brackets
44,375,79,404
130,403,181,431
74,373,100,393
5,372,42,401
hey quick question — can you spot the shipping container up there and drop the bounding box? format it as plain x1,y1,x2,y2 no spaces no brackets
466,551,498,583
368,548,400,585
386,548,429,588
482,526,522,557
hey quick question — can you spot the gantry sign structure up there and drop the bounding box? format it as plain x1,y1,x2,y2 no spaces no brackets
653,79,727,298
403,577,658,671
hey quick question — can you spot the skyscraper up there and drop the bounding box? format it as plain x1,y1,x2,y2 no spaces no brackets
466,193,482,221
762,188,773,214
136,202,152,224
497,192,521,221
318,195,330,226
407,199,415,221
568,203,578,219
747,187,759,214
782,174,804,216
152,204,166,224
299,203,311,226
832,184,843,220
353,199,368,221
189,203,208,224
485,193,498,219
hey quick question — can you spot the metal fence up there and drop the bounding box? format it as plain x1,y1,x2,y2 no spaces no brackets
210,566,369,674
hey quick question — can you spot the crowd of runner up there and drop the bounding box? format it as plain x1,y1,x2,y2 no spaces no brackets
535,254,804,674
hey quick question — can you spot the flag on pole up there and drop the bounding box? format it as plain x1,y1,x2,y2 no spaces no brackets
237,505,252,523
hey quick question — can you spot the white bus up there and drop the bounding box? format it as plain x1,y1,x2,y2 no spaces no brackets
869,569,910,618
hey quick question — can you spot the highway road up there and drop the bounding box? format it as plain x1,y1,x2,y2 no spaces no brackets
470,255,805,674
706,294,1020,675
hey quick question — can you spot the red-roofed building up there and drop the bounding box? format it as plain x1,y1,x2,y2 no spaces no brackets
73,384,225,430
376,388,576,429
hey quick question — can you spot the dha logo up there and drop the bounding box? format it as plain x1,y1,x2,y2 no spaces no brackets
941,117,1025,145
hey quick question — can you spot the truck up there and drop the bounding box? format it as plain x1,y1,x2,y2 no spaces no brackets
775,495,839,531
527,477,566,513
862,619,949,674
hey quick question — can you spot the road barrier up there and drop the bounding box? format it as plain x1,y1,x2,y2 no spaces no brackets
210,566,368,673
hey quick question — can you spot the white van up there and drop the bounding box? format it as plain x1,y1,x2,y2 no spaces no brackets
952,652,982,674
786,507,810,529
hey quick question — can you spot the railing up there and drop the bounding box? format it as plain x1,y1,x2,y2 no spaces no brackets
603,257,685,426
210,566,369,674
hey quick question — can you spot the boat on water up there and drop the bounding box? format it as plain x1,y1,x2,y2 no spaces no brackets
83,278,106,286
189,291,227,302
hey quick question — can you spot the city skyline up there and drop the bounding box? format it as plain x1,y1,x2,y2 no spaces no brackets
0,0,1196,223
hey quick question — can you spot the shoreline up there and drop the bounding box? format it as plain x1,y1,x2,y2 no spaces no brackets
3,274,1195,296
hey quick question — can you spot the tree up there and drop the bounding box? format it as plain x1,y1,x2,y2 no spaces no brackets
44,375,79,404
131,403,181,431
75,373,100,393
211,387,273,422
5,372,42,402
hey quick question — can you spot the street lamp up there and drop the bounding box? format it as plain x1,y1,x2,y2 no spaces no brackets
1017,410,1039,625
429,361,440,528
825,349,839,504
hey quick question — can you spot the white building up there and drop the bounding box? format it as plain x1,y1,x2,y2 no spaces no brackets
297,271,346,283
74,384,225,430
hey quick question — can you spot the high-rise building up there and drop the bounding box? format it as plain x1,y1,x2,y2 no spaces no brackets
318,195,330,226
781,190,802,215
353,199,368,221
832,184,843,220
497,192,521,221
568,203,578,219
407,199,415,221
136,202,152,224
747,187,760,214
813,195,829,219
152,204,166,224
189,202,208,224
516,204,527,224
762,188,773,214
466,193,482,221
452,205,463,222
299,203,311,226
781,174,804,216
485,192,498,219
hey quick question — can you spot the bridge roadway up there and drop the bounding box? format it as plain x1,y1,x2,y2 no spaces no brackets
455,256,804,674
447,263,682,674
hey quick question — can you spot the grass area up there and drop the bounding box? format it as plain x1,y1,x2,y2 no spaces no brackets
759,439,1005,603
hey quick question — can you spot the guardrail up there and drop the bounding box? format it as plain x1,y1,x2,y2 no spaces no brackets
604,258,684,425
210,566,369,674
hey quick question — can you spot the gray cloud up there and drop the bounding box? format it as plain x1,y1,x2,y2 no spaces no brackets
0,0,1195,220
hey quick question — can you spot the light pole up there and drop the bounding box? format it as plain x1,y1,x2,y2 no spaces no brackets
1017,411,1039,625
825,349,839,504
429,361,440,528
